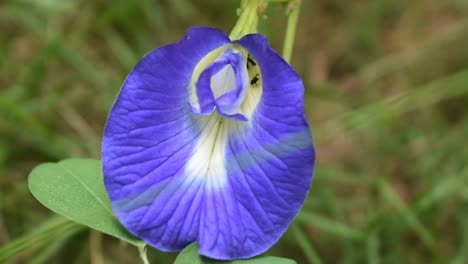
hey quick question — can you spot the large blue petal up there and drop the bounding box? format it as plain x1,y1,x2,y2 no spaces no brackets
196,35,315,259
102,27,230,251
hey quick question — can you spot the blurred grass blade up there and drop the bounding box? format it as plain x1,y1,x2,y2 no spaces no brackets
319,68,468,143
296,211,363,240
101,28,139,71
450,210,468,264
366,231,380,264
358,19,468,84
289,223,323,264
0,216,83,262
313,166,373,185
413,167,468,213
0,95,69,158
378,180,435,249
27,236,69,264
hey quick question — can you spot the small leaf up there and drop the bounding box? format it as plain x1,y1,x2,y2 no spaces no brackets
28,158,144,246
174,243,296,264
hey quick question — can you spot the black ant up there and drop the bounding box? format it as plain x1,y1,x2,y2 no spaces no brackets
246,55,257,69
250,74,260,86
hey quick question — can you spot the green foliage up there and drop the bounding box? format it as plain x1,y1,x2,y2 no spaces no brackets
174,243,296,264
28,158,144,247
1,0,468,263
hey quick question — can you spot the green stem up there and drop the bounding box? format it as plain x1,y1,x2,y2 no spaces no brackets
229,0,268,40
282,0,302,63
138,245,149,264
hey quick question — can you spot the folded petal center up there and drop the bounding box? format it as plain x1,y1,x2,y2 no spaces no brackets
190,48,251,122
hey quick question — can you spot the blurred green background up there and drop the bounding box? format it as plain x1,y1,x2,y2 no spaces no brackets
1,0,468,263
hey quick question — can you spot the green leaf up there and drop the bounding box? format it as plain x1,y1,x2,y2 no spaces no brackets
28,158,144,247
174,243,296,264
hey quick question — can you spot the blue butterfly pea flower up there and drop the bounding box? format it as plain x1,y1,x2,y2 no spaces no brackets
102,26,315,260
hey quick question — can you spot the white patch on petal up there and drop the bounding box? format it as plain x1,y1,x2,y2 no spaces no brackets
184,115,229,188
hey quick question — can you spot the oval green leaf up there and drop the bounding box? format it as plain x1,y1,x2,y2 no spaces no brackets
174,243,296,264
28,158,144,247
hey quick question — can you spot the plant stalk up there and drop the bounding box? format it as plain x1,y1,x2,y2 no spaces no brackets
282,0,302,63
229,0,269,40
